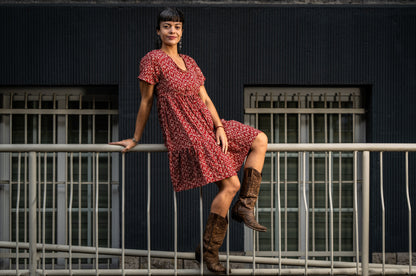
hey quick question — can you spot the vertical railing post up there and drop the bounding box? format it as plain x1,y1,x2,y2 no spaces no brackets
405,152,412,275
199,187,203,275
147,152,151,274
328,152,334,274
28,151,37,276
362,151,370,276
173,191,178,276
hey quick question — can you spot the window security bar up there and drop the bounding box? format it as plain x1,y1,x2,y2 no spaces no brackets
0,144,415,276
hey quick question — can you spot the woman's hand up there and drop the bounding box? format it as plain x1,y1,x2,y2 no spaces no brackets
216,127,228,154
109,139,138,153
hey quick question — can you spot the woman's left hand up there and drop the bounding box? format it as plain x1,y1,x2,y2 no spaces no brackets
216,127,228,154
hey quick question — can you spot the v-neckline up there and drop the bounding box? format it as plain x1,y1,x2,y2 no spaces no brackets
160,50,188,72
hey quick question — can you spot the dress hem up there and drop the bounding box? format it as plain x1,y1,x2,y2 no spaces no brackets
173,171,238,192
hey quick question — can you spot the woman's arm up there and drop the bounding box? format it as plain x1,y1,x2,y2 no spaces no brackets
110,81,155,152
199,85,228,154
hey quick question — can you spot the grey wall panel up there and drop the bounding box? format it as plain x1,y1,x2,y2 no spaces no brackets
1,4,415,255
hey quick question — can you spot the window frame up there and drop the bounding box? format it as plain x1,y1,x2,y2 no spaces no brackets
0,87,119,266
244,86,365,259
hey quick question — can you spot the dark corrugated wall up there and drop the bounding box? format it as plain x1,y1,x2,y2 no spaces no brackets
0,4,415,255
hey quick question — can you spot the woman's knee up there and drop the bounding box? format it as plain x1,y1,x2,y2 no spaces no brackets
253,132,268,150
220,177,240,195
231,179,241,194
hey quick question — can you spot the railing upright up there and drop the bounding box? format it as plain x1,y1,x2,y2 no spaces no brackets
362,151,370,276
147,152,151,274
354,151,360,275
226,209,230,275
28,151,37,276
174,191,178,276
42,153,47,274
199,187,203,275
329,151,334,275
405,152,412,275
121,153,125,275
69,153,74,274
380,152,385,275
95,153,100,274
302,152,309,275
16,153,21,275
277,152,282,274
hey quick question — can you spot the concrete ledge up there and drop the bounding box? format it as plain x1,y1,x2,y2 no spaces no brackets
121,252,251,269
372,252,416,265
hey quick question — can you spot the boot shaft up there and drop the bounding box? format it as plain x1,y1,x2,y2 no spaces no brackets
203,213,228,253
231,167,268,232
239,167,262,199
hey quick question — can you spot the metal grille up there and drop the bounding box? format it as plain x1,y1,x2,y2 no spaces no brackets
0,87,119,270
244,87,365,259
1,144,415,275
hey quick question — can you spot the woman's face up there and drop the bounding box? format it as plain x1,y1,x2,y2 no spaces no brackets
157,21,183,48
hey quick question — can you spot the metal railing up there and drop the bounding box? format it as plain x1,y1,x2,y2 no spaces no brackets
0,143,415,275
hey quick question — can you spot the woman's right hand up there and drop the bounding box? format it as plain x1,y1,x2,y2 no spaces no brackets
109,139,138,153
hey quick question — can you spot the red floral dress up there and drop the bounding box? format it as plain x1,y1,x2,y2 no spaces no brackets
138,49,261,192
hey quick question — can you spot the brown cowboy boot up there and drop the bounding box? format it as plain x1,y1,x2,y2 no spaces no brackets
195,213,229,274
231,167,267,232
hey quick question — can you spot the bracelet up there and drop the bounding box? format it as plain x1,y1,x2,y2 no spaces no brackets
215,125,224,130
132,137,138,143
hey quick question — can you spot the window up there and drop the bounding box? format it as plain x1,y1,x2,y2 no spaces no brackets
0,87,119,266
244,87,365,259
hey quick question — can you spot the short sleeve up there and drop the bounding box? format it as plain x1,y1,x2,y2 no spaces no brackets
138,52,161,85
194,64,206,86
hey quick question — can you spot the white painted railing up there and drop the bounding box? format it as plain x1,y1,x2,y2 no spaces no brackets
0,143,415,275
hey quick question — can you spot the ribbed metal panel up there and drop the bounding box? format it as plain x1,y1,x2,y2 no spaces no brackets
1,4,415,254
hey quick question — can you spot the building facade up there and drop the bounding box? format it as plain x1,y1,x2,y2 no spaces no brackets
0,3,415,264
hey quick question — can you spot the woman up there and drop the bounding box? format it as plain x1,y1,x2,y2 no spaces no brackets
111,7,268,274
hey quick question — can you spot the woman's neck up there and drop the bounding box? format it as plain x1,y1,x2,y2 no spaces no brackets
160,45,179,57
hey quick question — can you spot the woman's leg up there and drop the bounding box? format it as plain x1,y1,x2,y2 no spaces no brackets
210,131,267,218
195,176,239,274
209,175,240,217
231,131,268,232
244,131,268,172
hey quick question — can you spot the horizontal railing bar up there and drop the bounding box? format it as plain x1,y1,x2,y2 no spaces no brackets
253,250,357,257
1,241,415,271
0,242,358,268
257,207,354,212
0,268,391,276
0,144,166,152
36,269,358,275
0,109,118,115
1,179,359,186
0,252,115,259
267,144,416,152
245,108,366,114
1,143,416,153
0,266,412,275
0,271,29,275
10,267,413,276
10,208,112,212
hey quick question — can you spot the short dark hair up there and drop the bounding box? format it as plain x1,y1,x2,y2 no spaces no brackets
156,7,184,30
